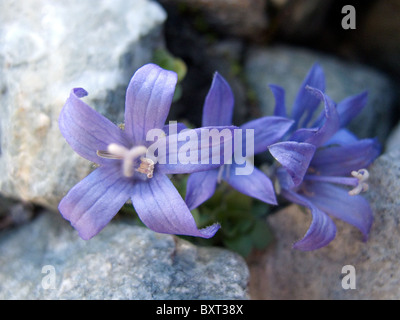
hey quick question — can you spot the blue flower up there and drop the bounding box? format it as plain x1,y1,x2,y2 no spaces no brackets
184,72,294,210
275,138,380,251
58,64,236,240
268,64,381,250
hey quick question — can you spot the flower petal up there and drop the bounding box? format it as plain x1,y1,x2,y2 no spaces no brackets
288,127,318,143
275,167,295,190
303,86,340,148
336,91,368,128
269,84,287,117
225,163,277,205
268,141,316,187
157,126,236,174
185,169,219,210
239,116,294,155
59,88,130,165
124,63,178,144
305,182,373,241
58,166,133,240
323,128,358,146
291,63,326,126
163,122,188,135
280,189,337,251
131,173,220,238
310,138,381,176
202,72,234,127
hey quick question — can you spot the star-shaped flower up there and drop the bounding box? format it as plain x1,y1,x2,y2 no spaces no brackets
184,72,294,210
267,64,381,250
58,64,235,240
275,137,380,250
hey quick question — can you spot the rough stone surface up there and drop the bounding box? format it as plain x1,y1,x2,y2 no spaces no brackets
0,212,249,300
0,0,166,210
349,0,400,78
269,0,334,41
248,149,400,300
244,46,397,144
0,195,34,231
159,0,268,41
386,122,400,152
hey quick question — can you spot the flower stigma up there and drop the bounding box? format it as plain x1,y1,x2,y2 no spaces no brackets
348,168,369,196
96,144,148,178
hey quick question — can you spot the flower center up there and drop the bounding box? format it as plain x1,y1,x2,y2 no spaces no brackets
96,143,154,178
136,158,155,178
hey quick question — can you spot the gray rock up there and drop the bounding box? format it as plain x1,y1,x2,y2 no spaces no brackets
244,46,396,144
269,0,334,41
248,149,400,300
0,212,249,299
386,122,400,152
348,0,400,78
0,0,166,210
0,195,34,231
159,0,268,41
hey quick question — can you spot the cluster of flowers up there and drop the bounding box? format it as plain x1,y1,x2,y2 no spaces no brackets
59,63,380,251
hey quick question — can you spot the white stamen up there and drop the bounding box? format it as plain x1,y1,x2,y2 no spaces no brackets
123,146,148,177
216,164,231,184
107,143,130,158
96,143,129,159
97,144,148,178
96,150,122,159
217,165,225,184
274,178,281,196
136,158,155,178
348,169,370,196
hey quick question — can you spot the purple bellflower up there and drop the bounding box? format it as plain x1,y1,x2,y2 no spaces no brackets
58,63,236,240
185,72,294,210
267,64,381,250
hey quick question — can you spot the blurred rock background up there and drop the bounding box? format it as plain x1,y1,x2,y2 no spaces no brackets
0,0,399,299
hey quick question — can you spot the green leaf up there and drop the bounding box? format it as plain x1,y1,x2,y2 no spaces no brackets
223,234,253,257
202,187,225,210
153,49,187,82
251,201,269,218
225,190,252,212
172,85,183,102
250,220,273,249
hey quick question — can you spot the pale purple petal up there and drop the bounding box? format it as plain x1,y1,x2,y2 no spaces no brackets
163,122,187,135
288,127,318,143
303,86,340,148
323,128,358,146
124,63,178,144
311,138,381,176
185,169,219,210
131,173,220,238
275,167,295,190
59,88,130,165
269,84,287,117
225,163,277,205
281,189,337,251
268,141,316,187
292,63,326,125
202,72,234,127
305,182,373,241
337,91,368,128
58,166,133,240
157,126,236,174
239,116,294,155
